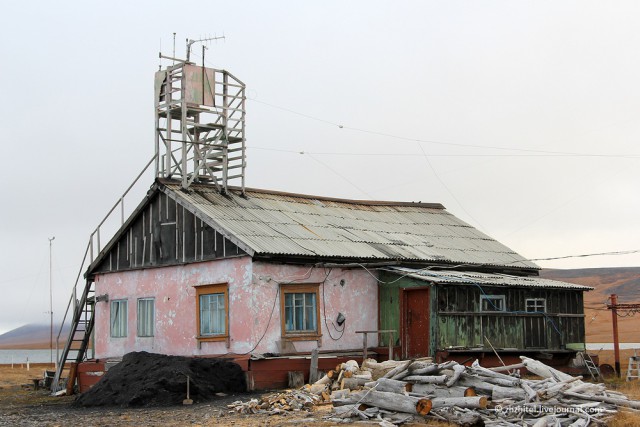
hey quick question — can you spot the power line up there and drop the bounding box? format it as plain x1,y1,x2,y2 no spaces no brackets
247,98,640,158
249,146,640,158
525,249,640,263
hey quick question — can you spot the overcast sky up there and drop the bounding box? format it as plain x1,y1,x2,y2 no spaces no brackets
1,1,639,334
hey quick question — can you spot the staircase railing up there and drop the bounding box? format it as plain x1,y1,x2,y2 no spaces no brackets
51,155,156,393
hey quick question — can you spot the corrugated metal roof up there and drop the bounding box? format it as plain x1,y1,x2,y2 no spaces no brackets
385,267,593,290
161,182,539,269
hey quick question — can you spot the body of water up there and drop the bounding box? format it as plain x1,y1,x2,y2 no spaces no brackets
586,343,640,351
0,349,79,364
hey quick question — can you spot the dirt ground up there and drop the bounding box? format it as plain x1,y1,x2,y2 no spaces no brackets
0,364,440,427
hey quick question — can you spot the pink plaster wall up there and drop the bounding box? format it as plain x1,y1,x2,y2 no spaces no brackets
94,258,379,359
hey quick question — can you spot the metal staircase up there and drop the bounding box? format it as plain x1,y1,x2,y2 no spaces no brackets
50,278,95,392
50,157,155,394
578,351,601,381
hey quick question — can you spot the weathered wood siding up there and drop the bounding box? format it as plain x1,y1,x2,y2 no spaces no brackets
93,192,246,273
437,285,584,351
378,272,586,355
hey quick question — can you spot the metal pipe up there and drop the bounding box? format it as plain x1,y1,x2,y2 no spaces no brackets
48,236,55,365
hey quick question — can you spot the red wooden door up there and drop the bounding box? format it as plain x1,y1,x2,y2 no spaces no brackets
403,288,430,358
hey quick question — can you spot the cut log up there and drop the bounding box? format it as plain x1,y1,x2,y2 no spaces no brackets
340,377,369,390
445,364,466,387
460,373,520,387
520,356,574,382
404,374,448,385
382,359,414,379
313,374,331,386
430,395,488,409
411,384,476,398
308,383,327,395
353,371,372,381
491,385,525,401
364,377,409,394
330,389,350,400
341,360,359,374
349,390,431,415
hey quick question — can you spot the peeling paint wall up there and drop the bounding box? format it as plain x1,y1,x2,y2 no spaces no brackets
94,258,379,358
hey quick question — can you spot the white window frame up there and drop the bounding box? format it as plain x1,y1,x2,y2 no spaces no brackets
525,298,546,313
137,297,155,337
480,295,506,312
110,299,128,338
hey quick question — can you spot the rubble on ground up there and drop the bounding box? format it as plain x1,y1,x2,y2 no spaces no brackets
74,351,246,407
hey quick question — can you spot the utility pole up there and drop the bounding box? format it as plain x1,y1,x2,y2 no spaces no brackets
610,294,620,377
48,236,55,365
607,294,640,378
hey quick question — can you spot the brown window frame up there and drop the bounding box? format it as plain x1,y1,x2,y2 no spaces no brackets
280,284,322,341
195,283,229,343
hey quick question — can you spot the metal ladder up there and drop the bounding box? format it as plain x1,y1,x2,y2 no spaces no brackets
579,351,601,381
50,279,95,392
627,350,640,381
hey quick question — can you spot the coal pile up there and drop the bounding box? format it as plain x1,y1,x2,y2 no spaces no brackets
75,351,246,407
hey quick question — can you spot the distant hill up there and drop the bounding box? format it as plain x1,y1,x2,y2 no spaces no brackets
541,267,640,343
0,323,70,350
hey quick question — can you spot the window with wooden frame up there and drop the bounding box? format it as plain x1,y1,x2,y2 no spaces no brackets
480,295,506,312
137,297,155,337
196,284,229,341
280,284,321,339
110,299,128,338
525,298,546,313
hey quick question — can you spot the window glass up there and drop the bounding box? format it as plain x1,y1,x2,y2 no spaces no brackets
137,298,155,337
110,300,128,337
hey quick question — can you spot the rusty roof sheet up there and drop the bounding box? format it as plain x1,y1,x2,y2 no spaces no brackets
161,182,538,269
385,267,593,290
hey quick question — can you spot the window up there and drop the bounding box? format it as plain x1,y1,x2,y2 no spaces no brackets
196,284,228,340
137,298,155,337
480,295,506,312
110,299,128,338
526,298,546,313
280,284,321,338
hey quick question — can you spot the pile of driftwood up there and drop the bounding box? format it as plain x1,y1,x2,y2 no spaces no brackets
227,389,321,415
314,356,640,426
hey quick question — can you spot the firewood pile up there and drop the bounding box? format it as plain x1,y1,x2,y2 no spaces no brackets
227,389,321,415
316,356,640,426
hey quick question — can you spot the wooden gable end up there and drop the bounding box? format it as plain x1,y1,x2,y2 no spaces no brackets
92,191,247,274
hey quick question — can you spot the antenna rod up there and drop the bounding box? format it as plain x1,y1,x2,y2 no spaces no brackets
172,32,176,65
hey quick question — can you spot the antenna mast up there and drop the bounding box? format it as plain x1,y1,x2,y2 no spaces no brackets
155,34,246,194
186,35,225,63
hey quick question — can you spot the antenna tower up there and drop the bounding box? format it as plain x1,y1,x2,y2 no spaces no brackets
155,34,245,193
